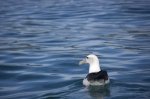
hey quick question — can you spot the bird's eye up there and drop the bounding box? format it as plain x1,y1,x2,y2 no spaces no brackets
86,57,88,59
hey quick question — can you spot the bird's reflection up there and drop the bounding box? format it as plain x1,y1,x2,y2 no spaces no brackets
87,85,110,99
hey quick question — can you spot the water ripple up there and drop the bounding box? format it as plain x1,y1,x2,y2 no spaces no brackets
0,0,150,99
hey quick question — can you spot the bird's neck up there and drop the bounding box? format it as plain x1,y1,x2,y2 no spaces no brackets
89,62,101,73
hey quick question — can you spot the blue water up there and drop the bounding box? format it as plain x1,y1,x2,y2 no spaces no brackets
0,0,150,99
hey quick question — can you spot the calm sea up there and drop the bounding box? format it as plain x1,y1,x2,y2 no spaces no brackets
0,0,150,99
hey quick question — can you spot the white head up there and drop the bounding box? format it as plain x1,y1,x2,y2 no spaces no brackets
79,54,101,73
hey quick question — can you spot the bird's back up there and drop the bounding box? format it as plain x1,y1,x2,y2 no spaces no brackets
83,70,109,86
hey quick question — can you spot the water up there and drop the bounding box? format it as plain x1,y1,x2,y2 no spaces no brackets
0,0,150,99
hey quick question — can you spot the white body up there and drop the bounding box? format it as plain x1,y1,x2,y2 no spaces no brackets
83,78,110,86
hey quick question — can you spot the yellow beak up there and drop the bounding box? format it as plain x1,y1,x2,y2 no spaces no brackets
79,59,87,65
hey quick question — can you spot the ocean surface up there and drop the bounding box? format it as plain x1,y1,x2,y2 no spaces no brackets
0,0,150,99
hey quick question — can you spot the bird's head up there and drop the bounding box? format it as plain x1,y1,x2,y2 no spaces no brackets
79,54,101,73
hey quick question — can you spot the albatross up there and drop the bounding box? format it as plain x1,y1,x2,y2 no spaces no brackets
79,54,109,86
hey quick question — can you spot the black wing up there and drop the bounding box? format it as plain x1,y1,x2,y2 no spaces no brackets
86,70,108,81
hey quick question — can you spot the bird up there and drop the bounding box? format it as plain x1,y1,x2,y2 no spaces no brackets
79,54,109,86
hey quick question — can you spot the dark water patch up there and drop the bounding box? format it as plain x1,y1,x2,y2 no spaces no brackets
0,64,27,71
